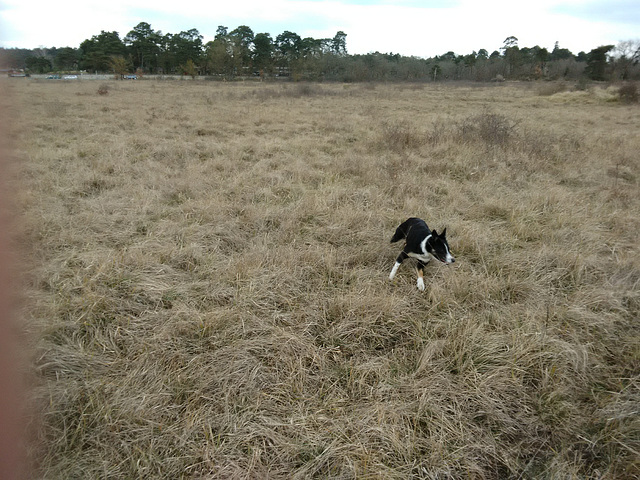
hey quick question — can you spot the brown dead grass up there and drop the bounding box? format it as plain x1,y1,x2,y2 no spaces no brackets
5,79,640,478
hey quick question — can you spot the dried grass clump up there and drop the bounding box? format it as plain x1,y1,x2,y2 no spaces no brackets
247,83,335,102
9,80,640,479
457,111,517,147
536,82,568,96
593,85,621,103
97,83,110,96
618,82,638,104
379,120,424,151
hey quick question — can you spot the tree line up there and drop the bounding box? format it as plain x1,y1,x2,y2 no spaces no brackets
1,23,639,82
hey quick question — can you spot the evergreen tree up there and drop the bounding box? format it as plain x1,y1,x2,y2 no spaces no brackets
585,45,614,81
80,31,126,72
124,22,161,73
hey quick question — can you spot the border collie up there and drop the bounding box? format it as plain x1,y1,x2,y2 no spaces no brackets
389,217,455,291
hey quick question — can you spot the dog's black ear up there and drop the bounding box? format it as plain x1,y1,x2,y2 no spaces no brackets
431,229,438,237
441,228,447,238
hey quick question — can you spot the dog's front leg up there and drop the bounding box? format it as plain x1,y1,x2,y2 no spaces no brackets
416,261,427,291
389,251,408,281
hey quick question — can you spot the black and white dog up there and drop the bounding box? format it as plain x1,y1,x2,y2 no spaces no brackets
389,217,455,291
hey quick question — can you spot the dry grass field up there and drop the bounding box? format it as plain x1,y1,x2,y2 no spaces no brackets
4,78,639,478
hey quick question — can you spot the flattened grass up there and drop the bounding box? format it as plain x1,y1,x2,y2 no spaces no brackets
8,79,640,478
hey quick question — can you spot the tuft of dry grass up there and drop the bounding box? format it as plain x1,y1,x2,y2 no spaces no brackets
5,79,640,478
97,83,110,96
379,120,424,151
456,110,517,147
618,83,639,104
536,81,568,97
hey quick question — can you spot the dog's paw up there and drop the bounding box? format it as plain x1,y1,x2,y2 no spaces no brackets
416,277,425,291
389,262,400,281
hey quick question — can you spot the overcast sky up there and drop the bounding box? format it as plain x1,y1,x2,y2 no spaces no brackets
1,0,638,57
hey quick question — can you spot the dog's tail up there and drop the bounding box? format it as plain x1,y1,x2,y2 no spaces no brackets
390,218,416,243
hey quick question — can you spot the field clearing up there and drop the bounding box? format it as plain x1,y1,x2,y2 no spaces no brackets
5,79,640,478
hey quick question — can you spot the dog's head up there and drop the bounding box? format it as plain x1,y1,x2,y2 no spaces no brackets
428,229,455,264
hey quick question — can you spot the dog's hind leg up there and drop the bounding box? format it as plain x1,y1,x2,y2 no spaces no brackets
389,251,408,281
416,261,426,291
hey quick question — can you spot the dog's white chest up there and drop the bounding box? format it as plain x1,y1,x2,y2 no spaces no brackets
407,252,432,263
407,237,433,263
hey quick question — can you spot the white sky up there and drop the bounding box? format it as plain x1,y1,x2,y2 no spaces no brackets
0,0,638,57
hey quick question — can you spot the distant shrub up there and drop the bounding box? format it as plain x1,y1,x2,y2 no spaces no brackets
97,84,110,96
380,120,423,151
426,121,447,146
457,111,516,147
618,83,638,104
537,82,567,96
249,84,330,101
574,77,589,91
289,83,331,97
295,83,314,96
